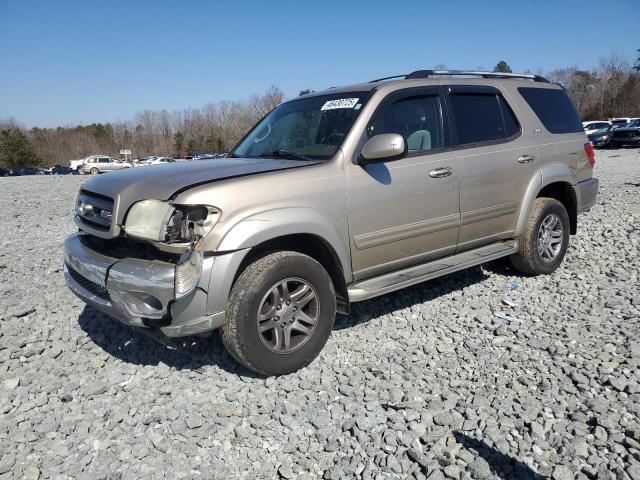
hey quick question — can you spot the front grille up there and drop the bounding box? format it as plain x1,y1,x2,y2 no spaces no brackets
76,190,114,231
66,264,110,301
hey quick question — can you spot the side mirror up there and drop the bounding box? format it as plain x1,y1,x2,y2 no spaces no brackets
359,133,406,164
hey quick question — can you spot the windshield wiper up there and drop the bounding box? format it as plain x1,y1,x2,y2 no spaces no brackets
257,150,313,161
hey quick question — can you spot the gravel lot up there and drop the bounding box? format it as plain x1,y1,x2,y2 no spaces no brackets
1,149,639,480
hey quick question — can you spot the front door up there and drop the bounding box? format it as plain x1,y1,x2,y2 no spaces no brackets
346,88,460,280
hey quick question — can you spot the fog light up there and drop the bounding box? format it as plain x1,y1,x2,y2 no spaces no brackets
175,241,204,298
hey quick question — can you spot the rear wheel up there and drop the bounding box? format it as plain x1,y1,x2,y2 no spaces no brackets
221,251,336,375
90,167,99,175
510,197,570,275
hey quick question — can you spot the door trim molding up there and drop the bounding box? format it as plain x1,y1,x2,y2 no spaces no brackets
460,201,519,226
354,213,460,250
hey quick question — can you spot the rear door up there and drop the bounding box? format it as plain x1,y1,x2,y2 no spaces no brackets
446,85,538,251
517,86,591,183
346,87,460,280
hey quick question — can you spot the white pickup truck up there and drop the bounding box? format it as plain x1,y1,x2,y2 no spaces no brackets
69,158,86,173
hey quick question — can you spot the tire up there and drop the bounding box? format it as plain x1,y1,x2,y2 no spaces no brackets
510,197,570,275
221,251,336,375
90,167,99,175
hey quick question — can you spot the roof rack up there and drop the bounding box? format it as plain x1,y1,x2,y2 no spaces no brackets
369,70,550,83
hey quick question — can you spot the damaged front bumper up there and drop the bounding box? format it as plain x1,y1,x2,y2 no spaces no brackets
63,233,226,336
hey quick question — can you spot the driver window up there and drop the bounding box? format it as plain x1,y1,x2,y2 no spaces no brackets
368,95,444,153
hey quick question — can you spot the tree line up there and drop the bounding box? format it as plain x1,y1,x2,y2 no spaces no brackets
1,52,639,168
0,86,283,168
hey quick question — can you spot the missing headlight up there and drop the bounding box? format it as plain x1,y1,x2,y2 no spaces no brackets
165,206,218,243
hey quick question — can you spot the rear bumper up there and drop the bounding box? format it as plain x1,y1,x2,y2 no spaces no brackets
575,177,599,214
63,233,226,337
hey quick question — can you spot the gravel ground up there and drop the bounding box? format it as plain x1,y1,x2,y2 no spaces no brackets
1,149,639,480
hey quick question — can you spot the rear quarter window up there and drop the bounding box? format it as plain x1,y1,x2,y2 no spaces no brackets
518,87,583,134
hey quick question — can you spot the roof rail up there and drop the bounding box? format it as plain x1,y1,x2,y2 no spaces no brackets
370,70,550,83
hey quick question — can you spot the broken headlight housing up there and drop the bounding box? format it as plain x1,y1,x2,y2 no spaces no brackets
123,200,220,244
123,200,220,299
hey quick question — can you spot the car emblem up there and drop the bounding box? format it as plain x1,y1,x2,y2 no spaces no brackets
77,201,93,216
100,209,112,219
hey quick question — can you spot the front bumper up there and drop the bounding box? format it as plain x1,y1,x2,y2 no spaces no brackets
63,233,226,337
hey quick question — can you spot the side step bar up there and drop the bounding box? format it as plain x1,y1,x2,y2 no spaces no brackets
348,240,518,302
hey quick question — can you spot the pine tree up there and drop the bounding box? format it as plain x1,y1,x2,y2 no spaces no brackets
205,131,218,152
493,61,513,73
0,128,41,168
635,49,640,72
174,131,184,157
186,139,196,155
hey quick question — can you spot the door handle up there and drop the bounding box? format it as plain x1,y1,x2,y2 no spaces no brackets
429,167,452,178
517,154,535,163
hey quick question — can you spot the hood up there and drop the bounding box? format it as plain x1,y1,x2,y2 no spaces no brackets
80,157,320,229
82,157,319,201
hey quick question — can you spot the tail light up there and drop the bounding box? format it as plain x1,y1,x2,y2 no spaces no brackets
584,142,595,168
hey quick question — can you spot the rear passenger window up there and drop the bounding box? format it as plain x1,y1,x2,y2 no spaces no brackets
368,95,444,153
518,87,583,134
449,94,519,145
498,96,519,138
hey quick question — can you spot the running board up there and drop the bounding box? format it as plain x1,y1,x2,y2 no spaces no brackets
348,240,518,302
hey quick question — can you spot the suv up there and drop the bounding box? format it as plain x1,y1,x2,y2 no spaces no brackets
63,70,598,375
82,156,130,174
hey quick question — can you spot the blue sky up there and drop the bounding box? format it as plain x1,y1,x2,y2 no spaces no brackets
1,0,638,127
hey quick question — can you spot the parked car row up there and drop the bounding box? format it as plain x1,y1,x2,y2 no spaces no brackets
66,153,228,175
0,165,77,177
583,118,640,149
3,152,231,178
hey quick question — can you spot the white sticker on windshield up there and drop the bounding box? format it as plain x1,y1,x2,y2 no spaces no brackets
321,98,359,110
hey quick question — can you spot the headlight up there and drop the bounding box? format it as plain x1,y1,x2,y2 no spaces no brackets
124,200,220,243
124,200,175,241
601,135,609,140
175,241,204,298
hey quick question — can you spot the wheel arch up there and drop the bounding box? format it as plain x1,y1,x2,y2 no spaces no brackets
536,182,577,234
514,165,578,236
232,233,350,314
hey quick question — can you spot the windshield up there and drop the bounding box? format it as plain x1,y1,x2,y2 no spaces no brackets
232,92,370,160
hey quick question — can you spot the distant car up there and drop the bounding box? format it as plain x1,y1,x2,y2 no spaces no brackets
83,156,131,174
0,167,16,177
609,117,640,127
588,125,617,148
132,156,159,167
17,167,48,176
50,165,74,175
582,121,611,136
607,126,640,149
145,157,176,165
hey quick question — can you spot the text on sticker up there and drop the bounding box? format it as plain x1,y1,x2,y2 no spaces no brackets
321,98,359,110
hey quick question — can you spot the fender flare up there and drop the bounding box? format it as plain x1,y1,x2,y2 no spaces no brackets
204,207,352,316
217,207,351,276
514,164,576,236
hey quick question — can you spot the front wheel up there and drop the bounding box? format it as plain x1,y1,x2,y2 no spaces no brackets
90,167,99,175
221,251,336,375
510,197,570,275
